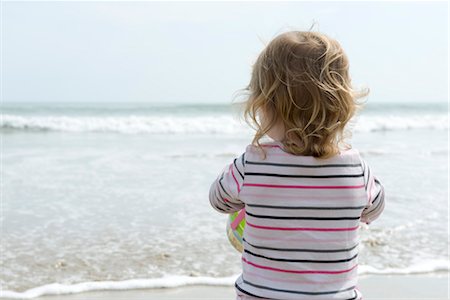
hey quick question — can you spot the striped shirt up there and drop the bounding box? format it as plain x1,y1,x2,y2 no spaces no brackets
209,141,385,300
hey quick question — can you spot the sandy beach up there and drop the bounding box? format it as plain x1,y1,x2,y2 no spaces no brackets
2,273,446,300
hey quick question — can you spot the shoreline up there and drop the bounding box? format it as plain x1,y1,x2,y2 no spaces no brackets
1,273,448,300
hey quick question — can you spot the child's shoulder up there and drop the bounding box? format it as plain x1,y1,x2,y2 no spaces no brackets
245,140,281,151
244,141,282,156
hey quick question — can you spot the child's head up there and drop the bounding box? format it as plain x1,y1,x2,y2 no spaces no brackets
243,30,369,159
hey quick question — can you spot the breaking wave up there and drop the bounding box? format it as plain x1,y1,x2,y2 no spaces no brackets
1,114,448,134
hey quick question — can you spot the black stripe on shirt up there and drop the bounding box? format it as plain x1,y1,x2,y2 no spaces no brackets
213,188,233,210
235,282,267,299
245,172,364,178
243,278,356,295
242,237,359,253
218,175,232,198
369,188,383,206
210,195,227,212
245,211,361,221
234,158,244,180
365,166,371,191
364,188,385,213
346,290,359,300
246,203,366,210
361,160,366,188
244,248,358,264
213,191,233,213
245,160,362,168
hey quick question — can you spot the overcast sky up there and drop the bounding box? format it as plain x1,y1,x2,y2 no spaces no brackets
2,1,448,104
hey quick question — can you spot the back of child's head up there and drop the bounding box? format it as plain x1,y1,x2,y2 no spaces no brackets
242,28,369,159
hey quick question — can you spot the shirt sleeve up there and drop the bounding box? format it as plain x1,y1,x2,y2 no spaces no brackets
209,152,245,214
360,158,386,225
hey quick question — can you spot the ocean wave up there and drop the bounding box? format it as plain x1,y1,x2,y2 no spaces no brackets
0,114,448,134
352,114,448,132
358,259,450,275
0,115,246,135
1,260,448,299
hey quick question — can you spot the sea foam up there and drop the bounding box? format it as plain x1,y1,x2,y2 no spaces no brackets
0,275,238,299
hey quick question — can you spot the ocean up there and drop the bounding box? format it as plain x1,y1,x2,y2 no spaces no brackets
1,101,449,298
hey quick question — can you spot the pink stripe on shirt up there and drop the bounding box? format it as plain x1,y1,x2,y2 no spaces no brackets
246,221,360,231
242,257,358,274
230,164,241,193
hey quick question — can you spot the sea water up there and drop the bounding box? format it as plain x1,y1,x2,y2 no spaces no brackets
0,101,448,298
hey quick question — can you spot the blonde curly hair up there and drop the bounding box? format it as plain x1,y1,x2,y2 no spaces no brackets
238,29,369,160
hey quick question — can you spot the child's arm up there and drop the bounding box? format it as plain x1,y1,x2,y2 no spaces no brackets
209,152,245,214
360,158,386,225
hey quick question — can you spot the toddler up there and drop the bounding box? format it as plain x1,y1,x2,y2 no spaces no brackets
209,30,385,300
